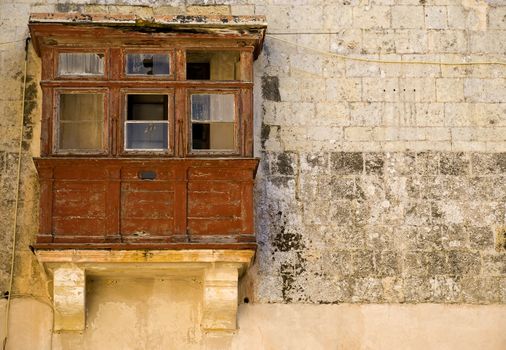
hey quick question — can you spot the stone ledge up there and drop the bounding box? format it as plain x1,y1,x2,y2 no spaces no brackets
34,249,255,332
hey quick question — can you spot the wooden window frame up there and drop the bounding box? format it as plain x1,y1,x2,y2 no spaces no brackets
43,46,253,158
185,47,245,82
119,88,175,156
53,88,109,155
121,48,175,80
54,48,108,80
186,88,242,157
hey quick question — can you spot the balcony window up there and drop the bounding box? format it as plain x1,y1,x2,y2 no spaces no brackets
125,94,170,151
56,92,106,153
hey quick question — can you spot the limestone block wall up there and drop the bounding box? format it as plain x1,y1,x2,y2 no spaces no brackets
0,0,505,348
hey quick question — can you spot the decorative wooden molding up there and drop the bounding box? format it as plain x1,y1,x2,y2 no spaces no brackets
35,249,255,332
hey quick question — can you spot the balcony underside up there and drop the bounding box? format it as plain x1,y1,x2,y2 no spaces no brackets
35,248,255,332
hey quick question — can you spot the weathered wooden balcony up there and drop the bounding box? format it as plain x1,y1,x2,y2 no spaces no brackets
33,157,258,250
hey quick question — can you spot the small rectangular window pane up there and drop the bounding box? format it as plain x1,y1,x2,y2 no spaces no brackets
125,94,169,151
187,51,241,80
191,93,235,151
125,122,168,150
126,54,170,75
191,94,234,122
59,93,104,150
58,53,104,76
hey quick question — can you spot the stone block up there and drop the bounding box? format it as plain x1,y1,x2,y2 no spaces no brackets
344,127,374,142
400,55,441,77
395,30,428,54
447,251,481,275
53,266,85,331
373,127,399,141
345,58,382,77
202,266,239,331
392,6,425,29
436,78,464,102
254,5,290,32
461,276,500,303
350,102,383,126
464,78,506,103
439,152,470,175
362,30,397,54
288,6,323,32
352,6,391,30
428,30,468,53
325,78,362,101
186,5,230,16
315,102,350,126
322,5,353,31
429,275,461,302
489,6,506,29
399,78,436,102
329,29,363,55
482,253,506,276
375,251,401,277
469,31,506,54
468,226,494,250
230,5,254,16
351,277,383,302
424,6,448,29
362,78,400,102
364,153,384,175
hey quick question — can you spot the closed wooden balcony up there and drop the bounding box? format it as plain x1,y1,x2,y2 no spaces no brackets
33,158,258,250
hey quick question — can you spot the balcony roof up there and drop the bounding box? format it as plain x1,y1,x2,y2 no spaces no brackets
29,13,267,57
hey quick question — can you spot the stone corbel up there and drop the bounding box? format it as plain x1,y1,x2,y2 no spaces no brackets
35,249,255,332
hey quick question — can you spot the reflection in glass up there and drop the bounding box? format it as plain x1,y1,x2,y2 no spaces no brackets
191,94,235,150
58,53,104,76
126,54,170,75
126,123,168,150
59,93,104,150
125,94,169,150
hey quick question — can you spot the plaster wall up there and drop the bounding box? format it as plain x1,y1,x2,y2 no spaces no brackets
1,295,506,350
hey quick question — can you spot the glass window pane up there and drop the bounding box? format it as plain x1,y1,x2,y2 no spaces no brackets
58,53,104,76
125,94,169,151
127,95,168,121
59,93,104,150
191,93,235,151
191,94,234,122
126,54,170,75
126,122,168,150
187,51,241,80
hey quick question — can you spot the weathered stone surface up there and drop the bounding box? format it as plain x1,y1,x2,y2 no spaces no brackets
257,151,506,304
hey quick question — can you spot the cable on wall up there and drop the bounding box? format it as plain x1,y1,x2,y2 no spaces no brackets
2,37,30,350
266,34,506,67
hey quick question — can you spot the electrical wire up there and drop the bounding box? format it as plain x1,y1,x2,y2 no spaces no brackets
0,39,26,46
2,37,30,350
266,34,506,67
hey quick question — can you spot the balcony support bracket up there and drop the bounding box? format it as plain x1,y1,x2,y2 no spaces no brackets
35,249,255,332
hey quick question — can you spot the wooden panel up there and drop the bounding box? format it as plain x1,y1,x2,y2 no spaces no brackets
34,158,258,248
121,167,176,180
187,218,243,235
121,218,174,236
121,190,174,218
53,166,108,179
121,178,175,238
53,218,107,236
188,167,251,181
188,201,241,218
